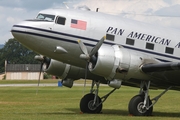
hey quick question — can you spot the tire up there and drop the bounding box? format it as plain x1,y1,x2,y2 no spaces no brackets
128,95,153,116
80,93,102,113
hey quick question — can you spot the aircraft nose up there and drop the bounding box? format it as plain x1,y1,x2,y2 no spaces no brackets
11,25,24,38
11,23,26,42
11,21,43,53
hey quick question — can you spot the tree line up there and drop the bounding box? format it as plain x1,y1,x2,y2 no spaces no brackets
0,38,39,73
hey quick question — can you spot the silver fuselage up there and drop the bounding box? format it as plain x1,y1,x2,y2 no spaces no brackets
11,8,180,70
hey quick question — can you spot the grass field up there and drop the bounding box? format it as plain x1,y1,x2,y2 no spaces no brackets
0,80,180,120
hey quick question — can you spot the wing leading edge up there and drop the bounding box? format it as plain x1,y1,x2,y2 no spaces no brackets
140,62,180,89
141,62,180,73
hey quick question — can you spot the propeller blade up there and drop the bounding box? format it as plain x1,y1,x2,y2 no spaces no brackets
78,36,106,96
83,62,88,95
36,62,43,95
89,36,106,57
78,40,88,55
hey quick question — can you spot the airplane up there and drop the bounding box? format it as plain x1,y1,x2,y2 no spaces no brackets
11,5,180,116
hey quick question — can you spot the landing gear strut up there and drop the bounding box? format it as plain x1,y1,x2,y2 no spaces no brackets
128,81,171,116
80,81,117,113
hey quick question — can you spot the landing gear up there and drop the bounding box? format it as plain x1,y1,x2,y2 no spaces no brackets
128,81,153,116
80,81,117,113
128,95,153,116
128,81,171,116
80,93,102,113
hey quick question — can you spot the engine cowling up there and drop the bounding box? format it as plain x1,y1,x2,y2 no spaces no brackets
44,59,87,80
43,59,106,87
88,45,159,81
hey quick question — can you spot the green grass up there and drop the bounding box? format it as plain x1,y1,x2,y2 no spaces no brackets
0,81,180,120
0,79,92,84
0,79,58,84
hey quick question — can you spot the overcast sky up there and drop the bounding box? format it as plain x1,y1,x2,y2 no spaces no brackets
1,0,180,44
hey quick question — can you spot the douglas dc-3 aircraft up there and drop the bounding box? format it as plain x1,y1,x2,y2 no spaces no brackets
11,6,180,116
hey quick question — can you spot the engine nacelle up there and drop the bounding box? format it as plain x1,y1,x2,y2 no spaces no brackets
88,45,159,81
44,59,86,79
44,59,107,87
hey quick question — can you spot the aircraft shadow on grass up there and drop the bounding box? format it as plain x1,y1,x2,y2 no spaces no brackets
19,108,180,118
65,108,180,117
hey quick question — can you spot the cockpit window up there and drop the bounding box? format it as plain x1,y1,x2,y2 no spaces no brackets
55,16,66,25
36,13,55,21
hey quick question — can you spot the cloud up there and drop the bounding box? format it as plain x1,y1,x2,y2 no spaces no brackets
75,0,180,29
7,17,17,24
74,0,168,14
13,7,25,12
0,6,26,44
0,5,37,44
155,4,180,16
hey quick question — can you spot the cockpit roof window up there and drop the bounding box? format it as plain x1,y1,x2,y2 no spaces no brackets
36,13,55,21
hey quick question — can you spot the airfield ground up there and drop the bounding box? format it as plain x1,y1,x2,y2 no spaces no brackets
0,80,180,120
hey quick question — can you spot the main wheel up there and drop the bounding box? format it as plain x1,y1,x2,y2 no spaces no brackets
80,93,102,113
128,95,153,116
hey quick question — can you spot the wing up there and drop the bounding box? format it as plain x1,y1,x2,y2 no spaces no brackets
141,62,180,90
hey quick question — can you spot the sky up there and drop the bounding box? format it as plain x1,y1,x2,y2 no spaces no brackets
1,0,180,44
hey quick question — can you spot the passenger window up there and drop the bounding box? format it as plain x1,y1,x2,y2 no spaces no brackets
165,47,174,54
126,38,135,46
106,34,115,41
56,16,66,25
146,43,154,50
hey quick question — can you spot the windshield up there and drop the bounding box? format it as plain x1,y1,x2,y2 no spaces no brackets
36,13,55,21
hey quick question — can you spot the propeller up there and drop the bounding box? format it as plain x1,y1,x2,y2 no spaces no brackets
78,36,106,62
78,36,106,94
34,55,50,95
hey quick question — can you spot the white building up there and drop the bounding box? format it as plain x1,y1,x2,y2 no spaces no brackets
6,64,43,80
